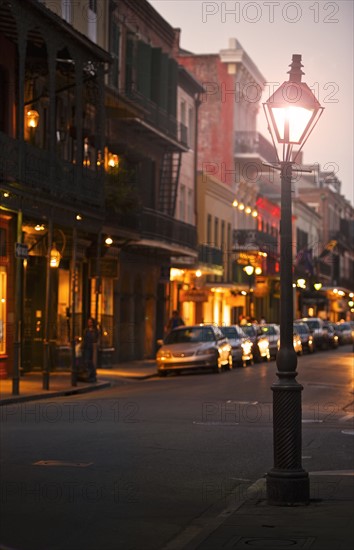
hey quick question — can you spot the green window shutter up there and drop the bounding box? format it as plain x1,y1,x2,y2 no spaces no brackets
151,47,161,104
168,58,178,117
159,53,169,111
137,41,152,99
109,22,120,88
125,33,135,95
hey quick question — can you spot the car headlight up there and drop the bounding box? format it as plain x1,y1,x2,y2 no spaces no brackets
156,350,172,360
258,340,269,353
196,347,217,356
241,340,252,354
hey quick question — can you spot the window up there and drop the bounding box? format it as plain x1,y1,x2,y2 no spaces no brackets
187,189,193,224
180,101,186,125
89,0,97,12
88,1,97,43
188,107,194,148
207,214,212,245
109,21,120,88
214,217,219,247
61,0,72,23
179,184,186,222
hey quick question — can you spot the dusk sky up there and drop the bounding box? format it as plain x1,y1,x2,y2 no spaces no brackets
150,0,353,205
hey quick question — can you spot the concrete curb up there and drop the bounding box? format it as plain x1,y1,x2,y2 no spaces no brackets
0,381,112,406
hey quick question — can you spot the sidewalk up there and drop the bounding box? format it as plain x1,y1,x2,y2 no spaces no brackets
177,474,354,550
1,363,353,548
0,360,157,405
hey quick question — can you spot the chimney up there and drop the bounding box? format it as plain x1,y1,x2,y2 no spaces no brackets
173,28,181,56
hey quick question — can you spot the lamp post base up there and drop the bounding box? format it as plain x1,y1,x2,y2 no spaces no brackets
267,469,309,506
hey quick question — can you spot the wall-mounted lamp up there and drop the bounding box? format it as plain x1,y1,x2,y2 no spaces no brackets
26,109,40,129
50,243,61,268
105,236,113,246
108,153,119,168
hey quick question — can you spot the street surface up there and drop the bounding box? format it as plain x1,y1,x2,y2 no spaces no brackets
0,346,353,550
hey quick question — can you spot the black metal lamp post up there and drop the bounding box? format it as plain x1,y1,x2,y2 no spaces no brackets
243,264,255,319
263,54,323,505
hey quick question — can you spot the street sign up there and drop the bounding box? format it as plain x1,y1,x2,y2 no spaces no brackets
15,242,28,259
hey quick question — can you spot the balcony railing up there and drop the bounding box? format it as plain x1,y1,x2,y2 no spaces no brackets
198,244,223,267
233,229,278,255
141,208,197,251
234,131,277,163
0,132,104,209
121,88,178,140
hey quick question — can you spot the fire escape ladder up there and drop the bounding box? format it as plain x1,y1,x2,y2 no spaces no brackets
158,151,182,216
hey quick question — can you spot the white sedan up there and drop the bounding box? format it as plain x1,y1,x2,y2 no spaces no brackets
156,325,232,376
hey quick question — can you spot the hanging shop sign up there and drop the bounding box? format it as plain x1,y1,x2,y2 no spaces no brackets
180,289,210,302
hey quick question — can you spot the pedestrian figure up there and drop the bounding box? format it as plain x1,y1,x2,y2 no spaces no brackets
166,310,184,332
82,317,100,382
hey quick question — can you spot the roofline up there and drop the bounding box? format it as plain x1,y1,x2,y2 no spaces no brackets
25,0,111,62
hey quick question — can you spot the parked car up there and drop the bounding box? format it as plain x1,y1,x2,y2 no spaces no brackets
296,317,329,350
275,327,303,355
156,324,232,376
293,322,315,353
323,322,339,348
259,323,280,359
292,327,303,355
241,323,270,362
220,325,253,367
335,322,353,345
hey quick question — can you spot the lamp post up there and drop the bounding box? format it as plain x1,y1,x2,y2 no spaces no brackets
263,54,323,505
243,264,255,319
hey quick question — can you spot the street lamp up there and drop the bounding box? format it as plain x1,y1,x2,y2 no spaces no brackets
263,55,323,505
243,265,255,319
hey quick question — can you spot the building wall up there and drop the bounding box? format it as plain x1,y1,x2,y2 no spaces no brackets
176,85,196,225
178,55,235,186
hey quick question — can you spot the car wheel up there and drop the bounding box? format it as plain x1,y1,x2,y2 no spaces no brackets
213,355,223,374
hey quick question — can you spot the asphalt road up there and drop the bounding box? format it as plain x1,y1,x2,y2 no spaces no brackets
0,346,353,550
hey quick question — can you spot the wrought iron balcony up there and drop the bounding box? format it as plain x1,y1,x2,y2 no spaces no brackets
0,132,104,209
121,88,178,141
234,131,277,164
198,244,223,267
233,229,278,255
141,208,197,251
111,207,197,253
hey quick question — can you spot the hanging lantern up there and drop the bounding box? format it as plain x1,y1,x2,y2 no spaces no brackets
50,243,61,268
26,109,40,129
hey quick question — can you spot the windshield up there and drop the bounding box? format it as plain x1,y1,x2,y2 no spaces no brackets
304,320,319,331
165,326,216,344
260,325,276,335
242,325,255,337
294,324,307,334
221,327,243,339
337,323,350,331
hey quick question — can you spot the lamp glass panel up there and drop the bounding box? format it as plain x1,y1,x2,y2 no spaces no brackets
272,106,314,143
